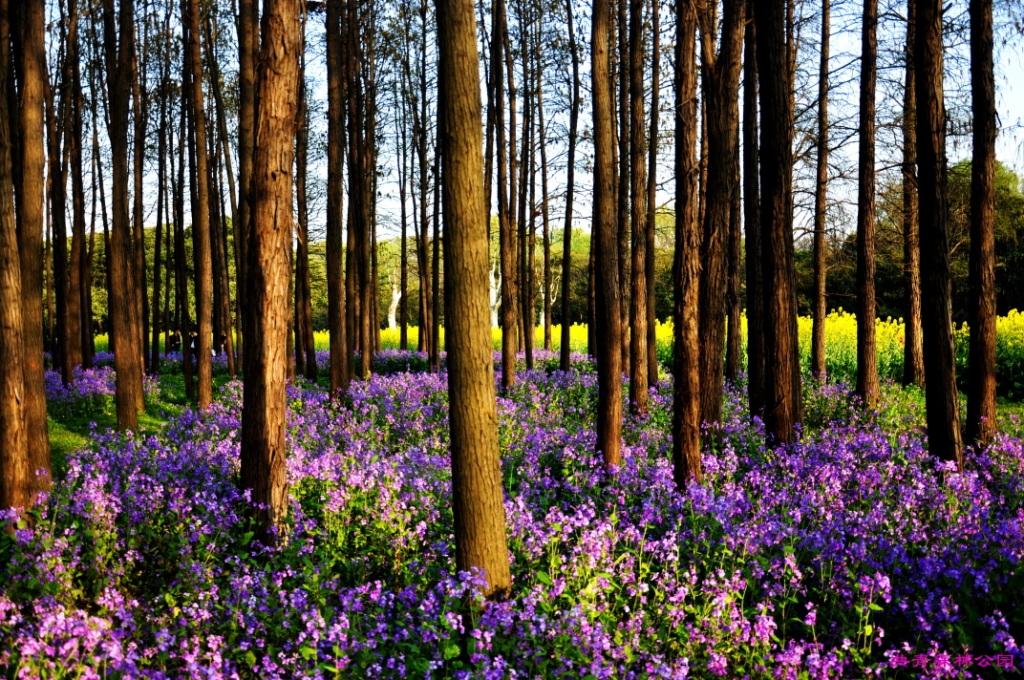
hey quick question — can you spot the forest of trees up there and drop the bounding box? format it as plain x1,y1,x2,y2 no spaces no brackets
0,0,1018,596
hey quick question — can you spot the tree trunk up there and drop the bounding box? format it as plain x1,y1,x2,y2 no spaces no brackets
755,0,802,443
150,66,167,371
495,0,516,387
593,0,622,470
627,0,648,415
724,136,742,383
743,3,764,417
673,1,701,487
0,0,31,511
559,0,580,371
437,0,512,599
810,0,830,381
644,0,660,387
697,0,745,425
855,0,879,409
295,31,316,382
235,0,257,352
14,0,51,487
915,0,963,467
186,0,214,409
241,0,301,542
326,0,349,395
902,0,924,388
615,0,630,373
131,23,149,373
966,0,996,445
103,0,146,429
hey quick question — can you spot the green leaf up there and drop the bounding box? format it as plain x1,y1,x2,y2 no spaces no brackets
243,650,257,668
537,571,553,586
443,642,461,660
300,645,317,662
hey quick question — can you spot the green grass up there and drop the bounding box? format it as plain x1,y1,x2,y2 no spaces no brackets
47,370,233,476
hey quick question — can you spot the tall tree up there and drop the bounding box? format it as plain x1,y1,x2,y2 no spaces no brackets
0,0,31,511
103,0,146,429
855,0,879,408
743,2,764,417
810,0,830,381
236,0,258,355
593,0,622,470
915,0,963,467
644,0,660,387
241,0,301,541
294,25,316,382
558,0,580,372
902,0,924,387
966,0,996,445
186,0,214,409
696,0,745,425
326,0,349,395
437,0,512,599
627,0,649,415
755,0,802,443
494,0,517,387
672,0,701,487
13,0,51,488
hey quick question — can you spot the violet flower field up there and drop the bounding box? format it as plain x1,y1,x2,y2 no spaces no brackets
3,353,1024,678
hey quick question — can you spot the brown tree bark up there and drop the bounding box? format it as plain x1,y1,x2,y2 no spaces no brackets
186,0,214,409
559,0,580,372
615,0,630,373
593,0,622,470
644,0,660,388
696,0,745,425
915,0,963,467
810,0,830,381
902,0,924,388
966,0,996,445
494,0,516,387
241,0,301,542
855,0,879,409
235,0,257,353
673,1,701,487
131,19,149,373
438,0,512,599
103,0,146,429
68,1,86,375
627,0,648,415
755,0,802,443
326,0,348,394
295,73,317,382
0,0,31,511
13,0,51,486
743,3,764,417
537,26,552,354
724,137,742,383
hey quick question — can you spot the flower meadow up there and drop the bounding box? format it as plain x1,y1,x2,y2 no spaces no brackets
4,352,1024,678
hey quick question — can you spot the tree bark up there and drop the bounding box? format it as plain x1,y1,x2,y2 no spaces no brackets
0,0,31,511
644,0,660,387
14,0,51,487
186,0,214,409
627,0,648,415
235,0,257,353
559,0,579,372
966,0,996,445
438,0,512,599
915,0,963,468
673,1,701,487
755,0,802,443
855,0,879,409
241,0,301,542
295,30,316,382
593,0,622,470
495,0,516,387
743,3,764,417
326,0,349,394
902,0,924,387
103,0,146,429
810,0,830,381
697,0,745,425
